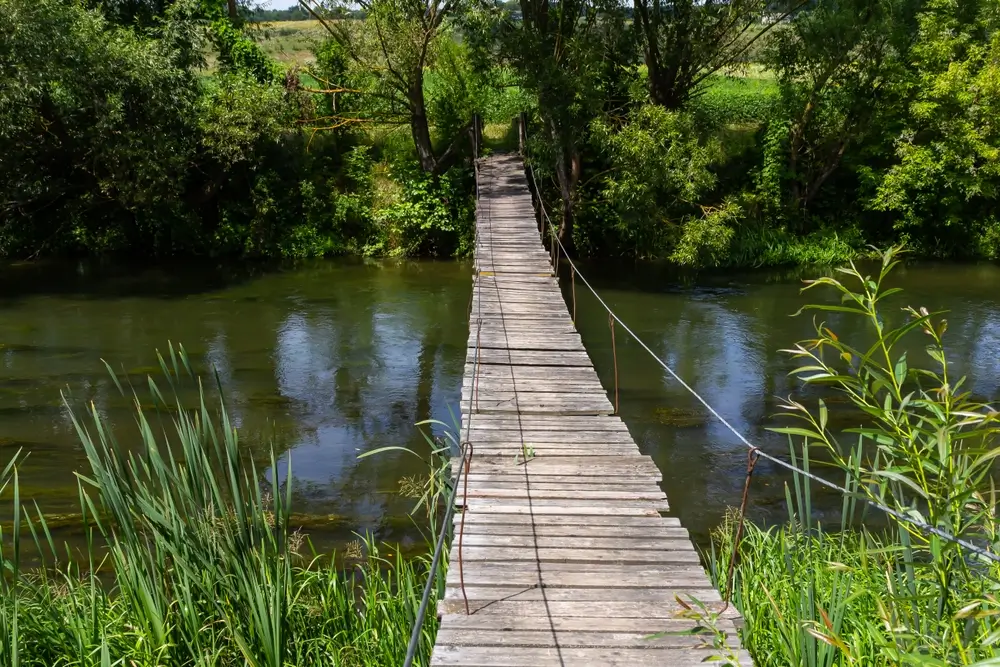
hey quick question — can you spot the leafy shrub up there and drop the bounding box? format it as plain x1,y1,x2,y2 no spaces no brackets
715,249,1000,665
583,104,720,257
0,0,200,256
372,164,474,257
689,74,779,130
861,0,1000,258
670,200,740,267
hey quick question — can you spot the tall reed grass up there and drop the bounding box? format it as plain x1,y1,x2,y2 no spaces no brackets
711,247,1000,666
0,345,443,666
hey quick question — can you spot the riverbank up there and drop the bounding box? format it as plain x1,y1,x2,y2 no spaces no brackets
703,250,1000,665
5,0,998,269
0,355,444,666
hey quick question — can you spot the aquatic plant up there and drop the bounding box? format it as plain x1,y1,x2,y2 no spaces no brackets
712,247,1000,665
0,345,443,666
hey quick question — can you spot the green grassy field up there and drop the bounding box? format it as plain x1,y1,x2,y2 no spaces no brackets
257,20,327,66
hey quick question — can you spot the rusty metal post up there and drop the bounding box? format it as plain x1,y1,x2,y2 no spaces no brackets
721,448,761,611
457,442,474,615
571,267,577,325
609,313,620,415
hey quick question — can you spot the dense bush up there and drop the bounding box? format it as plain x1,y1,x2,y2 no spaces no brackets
0,0,476,260
509,0,1000,267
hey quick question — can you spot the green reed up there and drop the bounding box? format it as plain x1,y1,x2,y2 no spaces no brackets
0,344,444,666
711,246,1000,666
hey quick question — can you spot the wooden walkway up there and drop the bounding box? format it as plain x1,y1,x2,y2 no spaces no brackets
432,154,749,666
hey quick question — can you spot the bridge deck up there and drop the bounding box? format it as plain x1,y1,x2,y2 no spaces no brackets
432,154,749,666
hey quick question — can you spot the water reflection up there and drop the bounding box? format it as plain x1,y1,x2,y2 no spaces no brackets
569,260,1000,544
0,259,470,551
1,257,998,553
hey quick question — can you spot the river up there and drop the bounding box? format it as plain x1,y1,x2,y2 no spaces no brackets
1,257,998,553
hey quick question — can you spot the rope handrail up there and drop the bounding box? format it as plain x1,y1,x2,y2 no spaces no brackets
520,133,1000,566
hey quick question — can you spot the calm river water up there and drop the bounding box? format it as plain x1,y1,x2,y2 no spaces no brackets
1,258,998,551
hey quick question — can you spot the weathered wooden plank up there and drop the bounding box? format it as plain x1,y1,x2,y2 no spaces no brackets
441,153,746,664
464,415,628,429
462,431,635,444
442,586,718,603
451,536,698,552
434,629,740,650
430,646,752,666
461,496,669,509
458,477,670,492
447,561,707,588
454,455,660,473
462,391,612,406
461,489,665,503
447,547,698,567
466,451,641,460
467,335,585,351
453,514,679,527
443,568,709,589
435,614,732,634
437,598,731,618
452,504,665,517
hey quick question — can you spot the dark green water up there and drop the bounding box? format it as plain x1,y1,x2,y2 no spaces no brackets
1,258,998,551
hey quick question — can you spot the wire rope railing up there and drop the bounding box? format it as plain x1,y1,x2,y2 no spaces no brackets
518,118,1000,568
400,114,483,667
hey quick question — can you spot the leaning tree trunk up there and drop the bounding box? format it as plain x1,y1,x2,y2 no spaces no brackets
548,118,578,252
408,73,436,174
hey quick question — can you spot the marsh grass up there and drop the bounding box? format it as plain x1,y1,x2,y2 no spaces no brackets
710,247,1000,666
0,345,444,666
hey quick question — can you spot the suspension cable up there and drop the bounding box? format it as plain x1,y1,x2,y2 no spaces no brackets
521,131,1000,565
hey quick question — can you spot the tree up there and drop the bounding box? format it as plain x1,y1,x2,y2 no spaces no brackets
303,0,470,174
633,0,791,109
507,0,628,246
763,0,904,215
865,0,1000,255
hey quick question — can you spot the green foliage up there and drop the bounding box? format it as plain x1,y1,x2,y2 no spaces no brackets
211,18,282,83
716,248,1000,665
0,0,479,260
689,75,779,129
0,0,199,256
372,164,474,257
633,0,774,109
584,105,719,257
670,200,740,267
863,0,1000,256
725,224,866,268
0,348,445,665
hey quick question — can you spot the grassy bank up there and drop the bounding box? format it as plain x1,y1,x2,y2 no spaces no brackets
706,249,1000,665
0,349,444,666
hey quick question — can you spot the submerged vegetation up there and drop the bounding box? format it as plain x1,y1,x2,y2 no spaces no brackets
2,0,999,266
709,247,1000,665
0,349,447,666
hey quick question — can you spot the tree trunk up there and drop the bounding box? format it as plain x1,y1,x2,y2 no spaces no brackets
549,118,577,251
226,0,238,20
408,73,436,173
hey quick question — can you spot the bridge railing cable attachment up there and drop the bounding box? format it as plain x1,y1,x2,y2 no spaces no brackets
518,119,1000,567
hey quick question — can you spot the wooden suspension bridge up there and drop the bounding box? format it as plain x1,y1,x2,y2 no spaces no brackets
429,153,750,666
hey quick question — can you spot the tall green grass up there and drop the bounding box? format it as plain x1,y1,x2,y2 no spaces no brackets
711,247,1000,666
0,345,443,666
